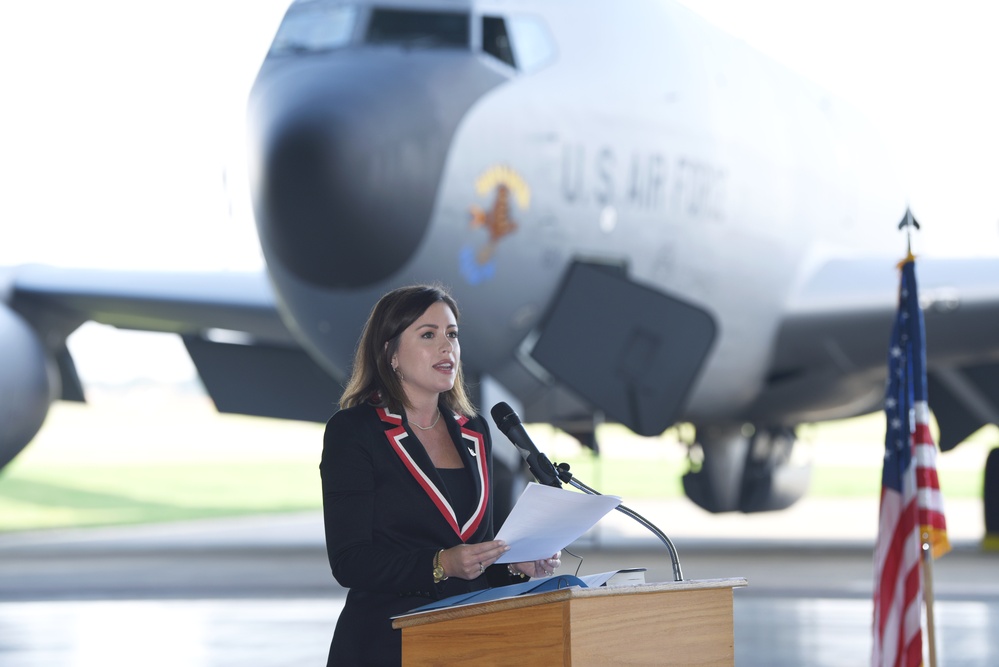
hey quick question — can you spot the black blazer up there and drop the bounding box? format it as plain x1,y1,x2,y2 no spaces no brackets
321,402,516,666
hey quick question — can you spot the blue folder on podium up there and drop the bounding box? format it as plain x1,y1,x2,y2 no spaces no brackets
402,575,589,616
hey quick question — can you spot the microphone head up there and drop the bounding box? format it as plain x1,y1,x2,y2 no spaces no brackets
490,402,521,435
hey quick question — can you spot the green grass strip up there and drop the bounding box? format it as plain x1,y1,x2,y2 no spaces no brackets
0,462,321,532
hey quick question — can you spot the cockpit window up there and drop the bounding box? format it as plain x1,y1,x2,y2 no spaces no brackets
483,16,515,68
365,9,469,48
505,15,556,72
269,2,357,55
480,15,556,73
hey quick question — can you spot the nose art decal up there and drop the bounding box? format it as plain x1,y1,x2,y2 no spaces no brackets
461,165,529,285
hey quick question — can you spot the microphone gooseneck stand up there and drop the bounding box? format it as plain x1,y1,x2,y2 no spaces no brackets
553,462,684,582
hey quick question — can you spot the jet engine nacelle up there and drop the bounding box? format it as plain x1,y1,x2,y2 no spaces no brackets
0,304,57,469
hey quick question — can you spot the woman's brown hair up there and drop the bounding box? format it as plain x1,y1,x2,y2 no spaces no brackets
339,284,476,417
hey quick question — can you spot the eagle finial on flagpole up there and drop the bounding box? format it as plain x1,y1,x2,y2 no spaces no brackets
898,207,920,261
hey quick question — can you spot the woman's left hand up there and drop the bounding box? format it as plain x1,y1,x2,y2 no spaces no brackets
510,551,561,578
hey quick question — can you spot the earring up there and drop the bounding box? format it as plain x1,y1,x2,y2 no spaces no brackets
393,365,404,381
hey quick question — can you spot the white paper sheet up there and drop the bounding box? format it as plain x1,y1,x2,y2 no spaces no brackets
578,568,647,588
494,483,622,563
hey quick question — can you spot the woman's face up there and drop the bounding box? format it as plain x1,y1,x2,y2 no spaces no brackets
390,301,460,404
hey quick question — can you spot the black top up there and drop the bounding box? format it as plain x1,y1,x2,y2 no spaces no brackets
437,466,475,527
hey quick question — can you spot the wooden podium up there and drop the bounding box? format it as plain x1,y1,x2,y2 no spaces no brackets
392,577,747,666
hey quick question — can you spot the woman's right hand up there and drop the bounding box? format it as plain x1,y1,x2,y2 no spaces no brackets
440,540,510,580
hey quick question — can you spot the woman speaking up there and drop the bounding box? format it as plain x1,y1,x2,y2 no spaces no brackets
321,284,560,665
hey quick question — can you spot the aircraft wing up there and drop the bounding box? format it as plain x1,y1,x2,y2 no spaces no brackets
757,255,999,449
3,264,343,425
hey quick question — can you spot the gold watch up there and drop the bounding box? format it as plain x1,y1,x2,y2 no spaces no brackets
433,549,448,583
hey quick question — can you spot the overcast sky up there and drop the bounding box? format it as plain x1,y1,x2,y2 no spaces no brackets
1,0,997,382
679,0,999,255
0,0,288,272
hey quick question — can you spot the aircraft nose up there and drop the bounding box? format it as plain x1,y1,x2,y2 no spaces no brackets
249,51,508,289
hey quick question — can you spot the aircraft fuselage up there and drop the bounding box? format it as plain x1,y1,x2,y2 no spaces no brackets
248,0,905,431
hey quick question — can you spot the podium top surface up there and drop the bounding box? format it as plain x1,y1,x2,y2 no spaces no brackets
392,577,748,630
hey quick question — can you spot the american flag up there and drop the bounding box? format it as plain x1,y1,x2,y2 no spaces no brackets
872,256,950,667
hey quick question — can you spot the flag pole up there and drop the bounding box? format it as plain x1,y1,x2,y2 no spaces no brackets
922,534,939,667
897,208,945,667
900,209,934,664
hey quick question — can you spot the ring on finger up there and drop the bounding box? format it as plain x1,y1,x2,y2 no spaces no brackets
478,562,484,574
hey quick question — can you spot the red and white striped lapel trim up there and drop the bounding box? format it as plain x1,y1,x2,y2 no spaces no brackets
456,414,488,538
377,408,489,541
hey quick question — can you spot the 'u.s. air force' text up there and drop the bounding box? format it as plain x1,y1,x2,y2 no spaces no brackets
560,143,726,221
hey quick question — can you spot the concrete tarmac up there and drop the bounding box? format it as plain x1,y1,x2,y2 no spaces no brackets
1,497,996,666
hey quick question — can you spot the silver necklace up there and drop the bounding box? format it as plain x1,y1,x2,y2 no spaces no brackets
411,409,441,431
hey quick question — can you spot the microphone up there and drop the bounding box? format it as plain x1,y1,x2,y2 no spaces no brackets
490,402,562,487
491,402,685,581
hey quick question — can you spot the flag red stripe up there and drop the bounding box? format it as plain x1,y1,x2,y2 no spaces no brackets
875,494,918,640
914,466,940,489
901,557,923,667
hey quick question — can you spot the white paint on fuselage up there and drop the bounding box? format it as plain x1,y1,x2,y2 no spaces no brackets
420,0,905,420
